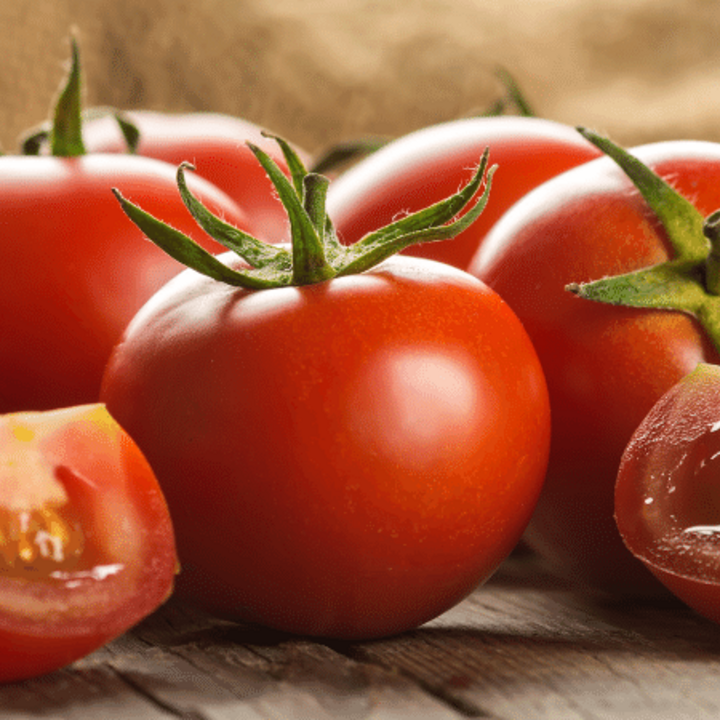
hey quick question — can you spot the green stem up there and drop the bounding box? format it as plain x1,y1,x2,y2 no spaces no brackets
50,36,86,157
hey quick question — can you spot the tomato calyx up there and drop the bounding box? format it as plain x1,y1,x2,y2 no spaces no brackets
20,36,139,157
112,135,496,288
566,127,720,353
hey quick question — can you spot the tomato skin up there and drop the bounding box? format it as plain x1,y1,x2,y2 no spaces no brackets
100,253,550,639
615,363,720,622
81,110,310,243
325,117,602,270
0,404,176,683
470,141,720,594
0,154,250,413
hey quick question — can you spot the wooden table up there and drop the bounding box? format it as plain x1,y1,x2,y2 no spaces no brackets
2,553,719,720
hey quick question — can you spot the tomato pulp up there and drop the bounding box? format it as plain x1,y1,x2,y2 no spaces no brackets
0,404,176,682
616,364,720,622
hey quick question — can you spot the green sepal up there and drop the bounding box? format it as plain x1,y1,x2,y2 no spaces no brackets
266,132,308,198
577,128,708,263
19,128,48,156
567,128,720,356
493,67,535,118
339,150,495,276
114,112,141,154
246,142,335,285
567,260,707,313
17,37,142,157
112,187,291,290
113,136,496,291
175,162,291,270
49,36,86,157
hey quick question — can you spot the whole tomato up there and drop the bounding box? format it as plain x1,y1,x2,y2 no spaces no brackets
325,116,602,270
0,153,249,414
0,404,176,683
471,130,720,594
615,363,720,623
22,39,309,246
100,141,551,639
2,40,250,412
76,110,310,243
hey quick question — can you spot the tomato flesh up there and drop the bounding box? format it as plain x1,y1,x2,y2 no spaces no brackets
0,405,177,682
616,364,720,622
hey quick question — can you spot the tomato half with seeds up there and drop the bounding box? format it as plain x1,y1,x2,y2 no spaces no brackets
615,363,720,622
325,116,602,270
0,404,176,683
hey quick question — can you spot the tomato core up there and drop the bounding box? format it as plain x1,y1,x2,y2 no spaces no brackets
0,505,84,577
0,422,88,577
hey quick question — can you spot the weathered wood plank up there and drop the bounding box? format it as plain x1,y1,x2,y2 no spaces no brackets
342,561,720,719
2,555,720,720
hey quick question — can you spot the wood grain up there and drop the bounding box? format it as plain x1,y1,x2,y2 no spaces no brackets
2,555,719,719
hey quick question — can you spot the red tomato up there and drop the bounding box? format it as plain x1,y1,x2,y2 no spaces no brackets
100,253,550,640
325,117,602,270
471,140,720,594
0,154,249,413
0,404,176,682
80,110,310,243
615,363,720,622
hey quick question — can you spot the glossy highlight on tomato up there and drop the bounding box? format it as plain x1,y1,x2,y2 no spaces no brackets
81,110,310,243
0,153,249,413
471,140,720,594
325,116,602,270
100,253,551,640
615,363,720,622
0,404,176,683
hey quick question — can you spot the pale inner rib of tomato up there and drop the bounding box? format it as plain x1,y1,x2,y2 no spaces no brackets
0,421,86,578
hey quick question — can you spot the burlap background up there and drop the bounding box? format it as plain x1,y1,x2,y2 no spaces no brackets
2,0,720,155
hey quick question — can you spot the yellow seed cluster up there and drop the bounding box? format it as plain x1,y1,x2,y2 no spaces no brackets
0,505,85,577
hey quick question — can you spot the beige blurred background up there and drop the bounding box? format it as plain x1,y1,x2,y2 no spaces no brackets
2,0,720,155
